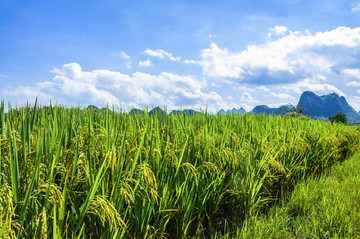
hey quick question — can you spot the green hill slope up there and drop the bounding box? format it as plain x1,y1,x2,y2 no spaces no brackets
298,91,360,122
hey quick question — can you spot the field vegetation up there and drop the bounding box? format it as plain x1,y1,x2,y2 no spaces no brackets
234,150,360,238
0,101,359,238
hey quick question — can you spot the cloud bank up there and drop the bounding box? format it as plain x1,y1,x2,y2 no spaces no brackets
200,27,360,85
4,26,360,111
5,63,226,111
144,49,181,61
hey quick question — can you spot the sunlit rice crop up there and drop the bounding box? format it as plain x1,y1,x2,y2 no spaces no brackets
0,100,359,238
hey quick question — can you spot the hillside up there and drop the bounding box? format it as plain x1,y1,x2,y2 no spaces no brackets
218,107,246,115
251,105,287,115
246,91,360,122
88,91,360,122
298,91,360,122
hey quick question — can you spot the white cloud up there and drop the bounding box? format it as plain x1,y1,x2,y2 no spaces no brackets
279,78,346,96
51,64,121,106
144,49,181,61
0,74,12,79
270,92,295,101
200,27,360,85
138,59,152,67
120,51,130,59
200,43,245,78
4,63,226,112
342,68,360,79
268,103,288,108
349,96,360,111
241,92,258,103
269,26,288,36
257,86,270,92
8,27,360,113
3,85,52,103
238,86,255,92
183,59,200,64
317,75,327,81
352,3,360,12
346,81,360,87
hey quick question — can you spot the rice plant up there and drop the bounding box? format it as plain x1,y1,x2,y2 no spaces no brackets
236,150,360,239
0,101,359,238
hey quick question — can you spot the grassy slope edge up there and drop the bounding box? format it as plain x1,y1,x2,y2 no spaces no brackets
233,150,360,238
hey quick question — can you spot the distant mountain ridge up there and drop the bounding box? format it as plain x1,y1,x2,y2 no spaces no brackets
86,91,360,122
251,105,288,115
128,107,201,116
87,105,112,112
217,107,246,115
298,91,360,122
247,91,360,122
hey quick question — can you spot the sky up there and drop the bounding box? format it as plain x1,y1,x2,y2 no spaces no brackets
1,0,360,112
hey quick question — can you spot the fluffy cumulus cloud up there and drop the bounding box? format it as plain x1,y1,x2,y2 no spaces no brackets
3,85,52,103
349,96,360,111
342,68,360,79
349,96,360,109
346,81,360,87
138,59,152,67
269,26,288,37
4,63,226,112
144,49,181,61
270,92,295,100
257,86,270,92
279,78,345,96
200,27,360,86
5,26,360,112
240,92,258,104
238,86,255,92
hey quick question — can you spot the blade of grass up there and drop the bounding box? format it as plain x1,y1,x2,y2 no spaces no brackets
17,137,42,238
8,122,19,204
74,150,110,233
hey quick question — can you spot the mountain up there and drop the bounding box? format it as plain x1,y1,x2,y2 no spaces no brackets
230,107,246,114
129,108,144,115
251,105,288,115
129,107,201,116
89,93,360,122
298,91,360,122
149,107,164,117
250,91,360,122
87,105,112,112
217,109,226,115
87,105,99,110
217,107,246,115
171,109,200,116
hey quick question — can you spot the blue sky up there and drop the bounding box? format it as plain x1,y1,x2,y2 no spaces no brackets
2,0,360,112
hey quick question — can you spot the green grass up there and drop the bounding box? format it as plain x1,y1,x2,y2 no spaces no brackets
233,150,360,238
0,101,360,238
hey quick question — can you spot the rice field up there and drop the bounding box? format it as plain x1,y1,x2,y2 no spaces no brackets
236,150,360,238
0,101,359,238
